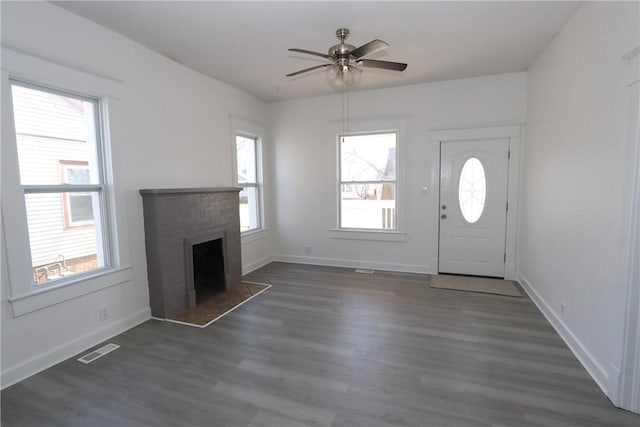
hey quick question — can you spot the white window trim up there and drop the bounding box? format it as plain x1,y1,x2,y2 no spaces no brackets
9,267,133,317
230,115,267,239
1,46,126,317
329,117,407,241
328,228,407,242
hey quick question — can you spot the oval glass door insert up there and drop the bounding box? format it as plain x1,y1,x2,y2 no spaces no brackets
458,157,486,223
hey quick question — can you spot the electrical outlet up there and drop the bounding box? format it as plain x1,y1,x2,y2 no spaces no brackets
560,303,566,316
304,245,312,255
99,306,110,321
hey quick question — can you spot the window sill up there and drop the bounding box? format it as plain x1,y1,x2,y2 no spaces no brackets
241,228,268,244
9,266,133,317
328,228,407,242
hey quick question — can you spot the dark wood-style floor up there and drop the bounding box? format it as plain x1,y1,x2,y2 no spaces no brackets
2,262,638,426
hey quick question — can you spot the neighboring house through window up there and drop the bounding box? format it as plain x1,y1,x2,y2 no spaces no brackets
60,161,94,228
9,82,109,284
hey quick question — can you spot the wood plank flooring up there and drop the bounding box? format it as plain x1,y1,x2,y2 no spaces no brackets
2,262,638,426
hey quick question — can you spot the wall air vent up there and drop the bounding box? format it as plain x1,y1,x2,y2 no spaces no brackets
77,343,120,364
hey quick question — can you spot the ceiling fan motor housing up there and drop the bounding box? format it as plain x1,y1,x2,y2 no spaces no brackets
329,28,356,60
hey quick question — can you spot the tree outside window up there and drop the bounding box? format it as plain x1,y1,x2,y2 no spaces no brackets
339,132,397,229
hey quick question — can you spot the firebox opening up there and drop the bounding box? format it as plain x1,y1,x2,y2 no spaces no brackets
192,238,226,304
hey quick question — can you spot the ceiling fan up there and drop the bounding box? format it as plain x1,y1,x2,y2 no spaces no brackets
286,28,407,85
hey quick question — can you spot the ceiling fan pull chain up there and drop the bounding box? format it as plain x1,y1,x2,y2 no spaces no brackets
342,88,345,140
346,81,350,136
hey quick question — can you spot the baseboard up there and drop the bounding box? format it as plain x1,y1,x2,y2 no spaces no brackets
1,307,151,389
504,262,516,281
272,254,434,274
517,272,611,398
242,256,273,275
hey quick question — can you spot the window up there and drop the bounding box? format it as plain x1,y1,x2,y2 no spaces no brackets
231,116,265,238
339,132,397,230
235,134,262,233
10,81,109,285
458,157,486,224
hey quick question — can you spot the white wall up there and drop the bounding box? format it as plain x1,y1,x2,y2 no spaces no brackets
1,2,269,387
268,73,526,273
519,1,639,404
4,1,636,410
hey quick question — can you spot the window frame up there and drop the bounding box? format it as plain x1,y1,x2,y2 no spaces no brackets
1,46,129,316
231,116,265,237
236,134,262,233
338,130,398,231
329,117,407,242
9,79,111,286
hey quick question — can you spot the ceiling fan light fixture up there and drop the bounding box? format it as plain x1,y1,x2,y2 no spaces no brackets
327,64,362,88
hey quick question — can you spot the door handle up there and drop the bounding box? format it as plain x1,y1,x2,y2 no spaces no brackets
441,214,447,219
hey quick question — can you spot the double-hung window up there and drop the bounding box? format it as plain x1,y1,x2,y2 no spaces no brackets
339,131,397,230
9,81,109,285
235,134,262,233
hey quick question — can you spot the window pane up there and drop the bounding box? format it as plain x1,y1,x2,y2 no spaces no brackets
236,135,257,183
239,186,260,232
65,167,90,184
341,183,396,229
25,192,104,284
11,84,101,185
69,194,94,222
341,133,396,182
458,157,487,224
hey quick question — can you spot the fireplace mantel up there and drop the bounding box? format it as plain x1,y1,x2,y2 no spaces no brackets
140,187,242,318
140,187,241,195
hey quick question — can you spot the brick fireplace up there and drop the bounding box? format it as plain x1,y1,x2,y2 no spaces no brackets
139,187,242,318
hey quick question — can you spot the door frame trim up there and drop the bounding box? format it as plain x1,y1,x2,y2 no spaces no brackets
618,45,640,412
430,125,521,280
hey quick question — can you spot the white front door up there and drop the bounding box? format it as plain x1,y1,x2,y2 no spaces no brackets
438,139,509,277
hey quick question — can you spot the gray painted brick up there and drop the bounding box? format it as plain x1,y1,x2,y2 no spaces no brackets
140,188,242,318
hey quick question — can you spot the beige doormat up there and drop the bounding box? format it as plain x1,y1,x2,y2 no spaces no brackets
167,281,271,328
430,274,521,297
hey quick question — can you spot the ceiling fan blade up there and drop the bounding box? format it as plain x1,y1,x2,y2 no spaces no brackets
288,48,332,60
286,63,332,77
350,39,389,59
358,59,407,72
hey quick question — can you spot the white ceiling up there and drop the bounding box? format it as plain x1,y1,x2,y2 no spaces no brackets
52,1,581,103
